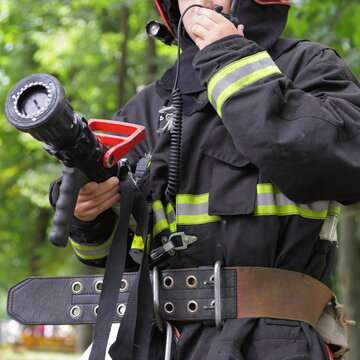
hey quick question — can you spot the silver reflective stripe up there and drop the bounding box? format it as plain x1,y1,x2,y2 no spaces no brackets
154,205,166,222
256,192,333,212
166,209,176,226
72,244,112,259
176,202,209,216
255,183,342,220
70,236,113,260
70,216,118,260
207,51,281,116
153,201,177,236
176,193,221,225
210,56,277,107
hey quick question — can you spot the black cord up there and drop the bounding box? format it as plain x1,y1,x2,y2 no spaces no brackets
172,4,203,92
165,4,203,206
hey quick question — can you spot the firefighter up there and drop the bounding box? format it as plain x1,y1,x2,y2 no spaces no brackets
51,0,360,358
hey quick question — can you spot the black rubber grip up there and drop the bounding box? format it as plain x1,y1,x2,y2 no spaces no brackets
48,167,88,247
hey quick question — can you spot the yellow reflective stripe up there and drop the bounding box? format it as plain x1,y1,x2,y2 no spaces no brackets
152,194,221,230
70,235,113,260
176,193,221,225
72,251,110,260
256,183,280,194
176,213,221,225
152,200,167,236
208,51,269,97
177,193,210,205
254,183,342,220
329,206,342,216
70,236,112,251
208,51,281,117
153,218,168,236
165,202,177,233
152,201,177,236
254,204,329,219
153,200,164,212
215,66,280,117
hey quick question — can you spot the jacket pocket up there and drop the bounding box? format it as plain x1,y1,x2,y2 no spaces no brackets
201,123,258,216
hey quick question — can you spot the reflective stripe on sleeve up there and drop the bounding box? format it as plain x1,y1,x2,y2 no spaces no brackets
255,183,342,219
70,235,113,260
153,201,177,236
208,51,281,117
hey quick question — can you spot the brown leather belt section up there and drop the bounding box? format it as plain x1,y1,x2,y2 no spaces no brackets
231,267,333,328
7,265,333,327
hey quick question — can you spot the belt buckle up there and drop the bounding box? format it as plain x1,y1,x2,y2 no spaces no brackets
214,260,224,328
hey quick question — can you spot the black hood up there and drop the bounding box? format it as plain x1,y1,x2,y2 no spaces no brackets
238,0,289,50
156,0,290,109
161,0,289,50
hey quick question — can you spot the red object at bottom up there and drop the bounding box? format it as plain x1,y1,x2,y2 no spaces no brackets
326,345,334,360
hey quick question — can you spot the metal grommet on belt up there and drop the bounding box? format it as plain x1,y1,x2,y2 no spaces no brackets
186,275,197,288
71,281,84,294
117,304,126,317
94,280,103,293
119,279,129,292
164,302,175,314
70,305,82,319
187,300,198,313
163,276,174,289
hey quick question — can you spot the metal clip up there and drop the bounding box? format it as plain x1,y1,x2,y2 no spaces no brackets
157,105,176,134
150,232,197,260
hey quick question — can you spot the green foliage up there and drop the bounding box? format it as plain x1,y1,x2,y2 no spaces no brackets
285,0,360,77
0,0,176,294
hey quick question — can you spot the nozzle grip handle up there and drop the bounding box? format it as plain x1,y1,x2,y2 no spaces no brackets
49,166,88,247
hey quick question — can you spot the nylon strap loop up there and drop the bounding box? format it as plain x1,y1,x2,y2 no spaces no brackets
89,180,135,360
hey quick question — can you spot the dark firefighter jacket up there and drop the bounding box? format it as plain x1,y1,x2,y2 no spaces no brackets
63,35,360,359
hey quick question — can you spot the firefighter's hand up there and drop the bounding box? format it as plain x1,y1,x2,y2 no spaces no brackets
74,176,121,222
189,7,244,50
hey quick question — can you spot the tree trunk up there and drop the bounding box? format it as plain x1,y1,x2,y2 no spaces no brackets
337,205,360,359
118,5,129,108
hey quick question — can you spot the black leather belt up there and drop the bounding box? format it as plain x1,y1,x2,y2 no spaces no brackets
8,264,332,328
7,265,236,326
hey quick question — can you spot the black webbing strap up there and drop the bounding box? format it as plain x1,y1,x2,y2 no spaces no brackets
89,180,151,360
109,187,153,359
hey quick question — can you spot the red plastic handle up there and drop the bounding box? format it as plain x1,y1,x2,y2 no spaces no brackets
88,119,146,168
